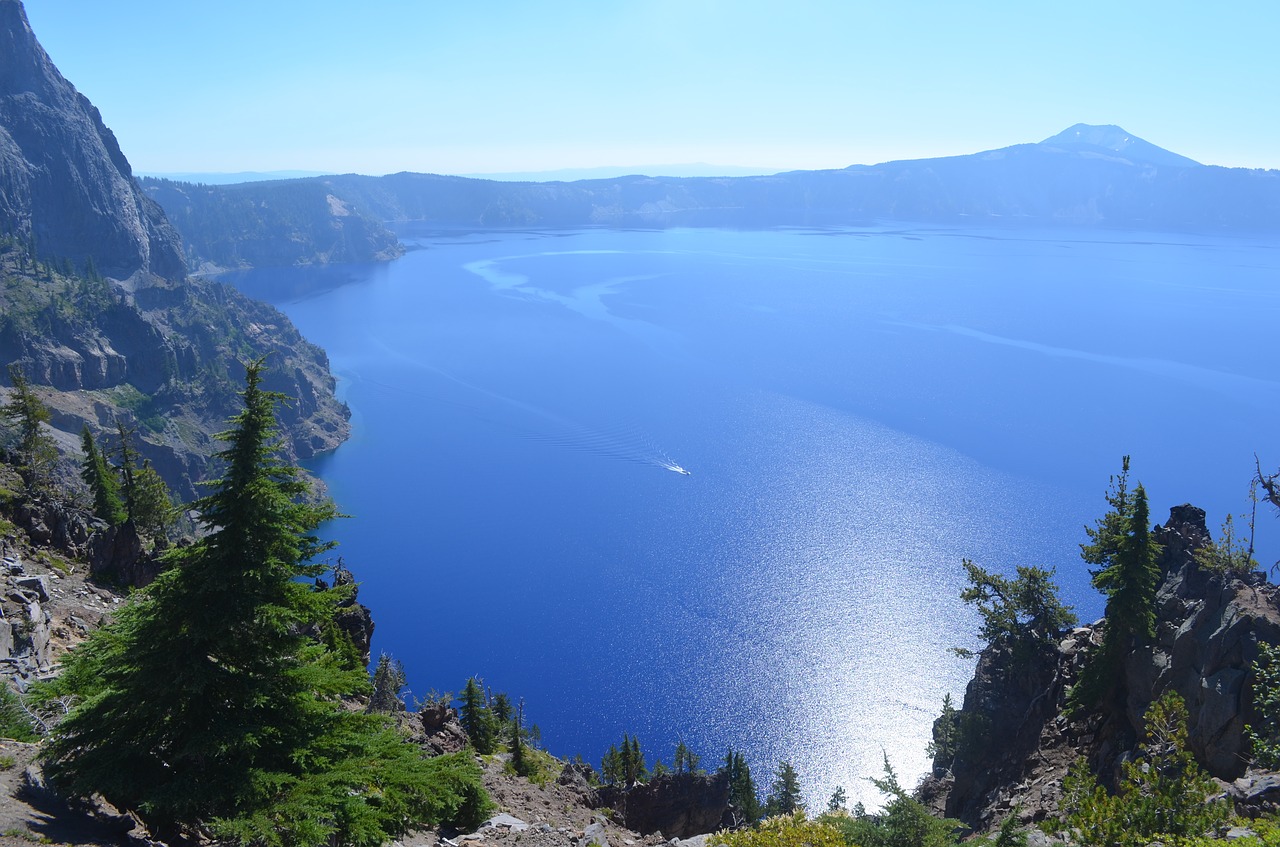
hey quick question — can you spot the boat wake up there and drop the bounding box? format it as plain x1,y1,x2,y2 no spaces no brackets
365,341,691,477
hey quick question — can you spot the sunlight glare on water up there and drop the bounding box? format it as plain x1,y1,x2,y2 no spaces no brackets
242,224,1280,811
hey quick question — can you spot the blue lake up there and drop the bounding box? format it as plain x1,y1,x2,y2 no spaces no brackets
228,224,1280,808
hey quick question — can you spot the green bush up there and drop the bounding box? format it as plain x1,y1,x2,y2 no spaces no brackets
821,756,963,847
0,684,37,742
1056,691,1228,847
1248,642,1280,769
711,812,845,847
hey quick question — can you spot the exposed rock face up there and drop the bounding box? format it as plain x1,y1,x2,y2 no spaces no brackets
87,521,160,588
0,0,185,280
0,2,350,498
591,772,731,839
140,177,404,270
0,541,56,687
12,497,91,557
418,702,469,756
925,504,1280,831
331,566,374,668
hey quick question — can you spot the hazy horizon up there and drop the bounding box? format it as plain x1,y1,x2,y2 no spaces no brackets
21,1,1280,176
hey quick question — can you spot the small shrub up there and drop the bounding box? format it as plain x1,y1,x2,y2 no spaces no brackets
711,813,845,847
821,756,963,847
1195,511,1258,575
1056,691,1228,847
1248,642,1280,769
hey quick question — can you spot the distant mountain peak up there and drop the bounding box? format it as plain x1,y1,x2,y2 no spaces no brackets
1038,123,1201,168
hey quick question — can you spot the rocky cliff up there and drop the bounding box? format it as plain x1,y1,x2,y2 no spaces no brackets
0,0,184,281
0,0,348,497
139,176,403,271
924,504,1280,831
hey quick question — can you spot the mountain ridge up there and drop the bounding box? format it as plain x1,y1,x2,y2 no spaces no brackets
142,123,1279,270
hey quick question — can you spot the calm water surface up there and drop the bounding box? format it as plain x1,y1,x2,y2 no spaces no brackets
229,225,1280,808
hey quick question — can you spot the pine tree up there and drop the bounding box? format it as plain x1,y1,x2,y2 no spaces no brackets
602,744,623,784
490,691,513,726
369,653,407,713
2,364,56,494
44,362,493,843
80,426,126,525
109,421,175,544
510,709,535,778
722,749,761,825
113,418,139,520
1060,692,1228,846
459,677,496,754
130,459,176,544
674,739,692,774
1075,474,1162,709
626,735,647,784
763,760,803,817
1081,456,1133,575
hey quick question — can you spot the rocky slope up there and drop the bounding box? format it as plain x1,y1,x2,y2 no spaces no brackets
0,0,348,497
0,241,349,501
0,0,183,281
923,504,1280,831
139,176,403,271
0,465,719,847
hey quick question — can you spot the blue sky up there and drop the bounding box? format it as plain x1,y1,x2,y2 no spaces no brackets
21,1,1280,175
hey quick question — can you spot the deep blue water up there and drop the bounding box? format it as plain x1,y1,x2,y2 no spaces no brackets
227,224,1280,809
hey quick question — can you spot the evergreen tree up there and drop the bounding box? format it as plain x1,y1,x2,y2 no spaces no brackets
80,426,126,526
113,418,139,520
1075,476,1161,709
763,759,804,817
827,785,847,813
828,755,963,847
674,739,689,773
131,459,176,544
2,364,56,493
1059,692,1228,847
109,421,175,544
722,749,761,825
1081,456,1133,574
510,711,535,778
490,691,513,726
368,653,407,713
927,693,959,763
626,735,647,784
957,560,1076,661
602,744,623,785
459,677,496,754
675,738,702,774
1247,642,1280,769
43,362,492,843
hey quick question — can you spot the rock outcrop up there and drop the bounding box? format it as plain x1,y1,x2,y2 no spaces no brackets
140,177,404,270
0,0,184,281
591,772,732,839
0,0,350,498
924,504,1280,831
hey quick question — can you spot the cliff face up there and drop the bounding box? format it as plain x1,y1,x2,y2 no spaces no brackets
0,0,184,280
139,177,403,271
0,0,349,497
924,505,1280,831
